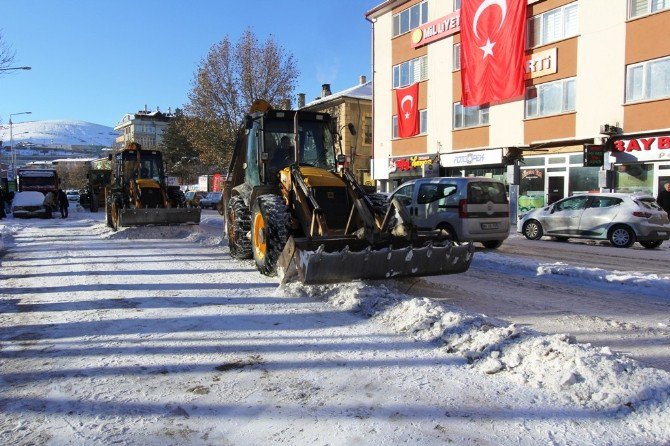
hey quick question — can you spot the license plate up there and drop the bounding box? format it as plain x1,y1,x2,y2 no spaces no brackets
659,231,667,236
481,222,500,230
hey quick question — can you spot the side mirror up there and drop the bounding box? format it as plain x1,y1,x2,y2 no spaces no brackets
107,154,112,161
337,154,346,165
245,115,254,130
347,123,357,136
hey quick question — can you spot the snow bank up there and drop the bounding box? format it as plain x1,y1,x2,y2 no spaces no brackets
280,281,670,418
476,251,670,294
96,222,223,246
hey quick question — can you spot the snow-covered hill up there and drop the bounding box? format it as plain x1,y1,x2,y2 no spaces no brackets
0,120,117,147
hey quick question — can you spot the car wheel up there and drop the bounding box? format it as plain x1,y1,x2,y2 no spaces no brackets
608,225,635,248
436,223,458,242
481,240,503,249
523,220,543,240
639,240,663,249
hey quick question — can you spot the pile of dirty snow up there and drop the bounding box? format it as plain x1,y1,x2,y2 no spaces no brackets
280,281,670,418
95,222,224,246
474,251,670,293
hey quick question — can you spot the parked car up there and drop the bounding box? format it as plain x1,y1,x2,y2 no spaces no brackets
518,193,670,248
66,190,80,203
389,177,510,249
184,190,207,208
11,191,51,218
199,191,223,210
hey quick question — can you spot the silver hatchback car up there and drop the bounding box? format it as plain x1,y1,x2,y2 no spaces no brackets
518,193,670,248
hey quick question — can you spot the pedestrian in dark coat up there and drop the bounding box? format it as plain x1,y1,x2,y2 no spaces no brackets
658,182,670,215
57,189,69,218
0,188,5,219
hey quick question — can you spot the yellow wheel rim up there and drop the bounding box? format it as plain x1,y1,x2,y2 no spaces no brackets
253,212,266,259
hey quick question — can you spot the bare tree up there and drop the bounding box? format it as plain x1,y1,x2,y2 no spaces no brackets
186,29,299,166
56,163,89,191
0,30,16,72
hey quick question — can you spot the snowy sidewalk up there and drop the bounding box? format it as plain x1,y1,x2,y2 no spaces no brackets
1,215,669,444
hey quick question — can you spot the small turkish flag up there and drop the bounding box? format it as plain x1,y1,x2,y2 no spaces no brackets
460,0,527,106
395,83,419,138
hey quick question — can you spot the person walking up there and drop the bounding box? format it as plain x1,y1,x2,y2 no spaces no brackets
57,188,69,218
657,182,670,215
0,187,6,219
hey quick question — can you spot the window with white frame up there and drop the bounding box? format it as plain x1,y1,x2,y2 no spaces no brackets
392,110,428,138
392,1,428,38
393,56,428,88
629,0,670,18
453,103,489,129
453,43,461,71
527,3,578,48
626,56,670,102
525,77,576,118
420,109,428,134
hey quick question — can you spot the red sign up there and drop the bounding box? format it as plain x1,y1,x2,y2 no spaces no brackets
612,136,670,152
395,83,419,138
411,11,461,48
460,0,527,106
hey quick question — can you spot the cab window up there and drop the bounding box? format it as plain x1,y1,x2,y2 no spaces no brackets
589,197,622,208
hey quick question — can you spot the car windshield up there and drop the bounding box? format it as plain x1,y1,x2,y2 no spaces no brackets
208,192,222,199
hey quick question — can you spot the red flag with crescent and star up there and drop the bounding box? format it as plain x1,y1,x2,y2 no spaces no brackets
395,83,419,138
460,0,527,106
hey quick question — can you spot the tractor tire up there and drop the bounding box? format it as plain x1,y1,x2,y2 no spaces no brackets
167,188,186,208
251,195,291,276
109,196,122,232
366,193,399,231
90,194,99,212
227,196,253,259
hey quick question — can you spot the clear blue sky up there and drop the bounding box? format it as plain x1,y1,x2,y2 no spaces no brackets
1,0,379,127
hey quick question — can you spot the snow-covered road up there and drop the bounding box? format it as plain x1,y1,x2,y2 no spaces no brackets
1,211,669,444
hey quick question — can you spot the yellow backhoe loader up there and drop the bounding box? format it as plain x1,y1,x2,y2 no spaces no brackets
223,101,473,284
105,142,200,230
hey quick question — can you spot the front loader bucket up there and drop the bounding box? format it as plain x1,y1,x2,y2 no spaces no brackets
118,208,201,227
277,236,474,285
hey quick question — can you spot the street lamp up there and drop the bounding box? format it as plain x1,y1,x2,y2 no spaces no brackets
9,111,32,180
0,66,32,72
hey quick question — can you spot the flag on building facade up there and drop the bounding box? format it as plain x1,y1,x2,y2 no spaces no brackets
460,0,527,106
395,83,419,138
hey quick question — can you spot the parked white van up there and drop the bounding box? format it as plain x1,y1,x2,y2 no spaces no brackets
389,177,510,248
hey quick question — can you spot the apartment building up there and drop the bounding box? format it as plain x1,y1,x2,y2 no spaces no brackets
365,0,670,215
300,77,374,185
114,107,173,150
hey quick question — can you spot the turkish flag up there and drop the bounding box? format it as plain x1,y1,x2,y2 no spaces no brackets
395,83,419,138
460,0,527,106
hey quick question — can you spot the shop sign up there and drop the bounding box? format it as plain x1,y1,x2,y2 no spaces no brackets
525,48,557,79
441,148,503,167
388,154,437,177
583,144,604,167
411,11,460,48
611,135,670,162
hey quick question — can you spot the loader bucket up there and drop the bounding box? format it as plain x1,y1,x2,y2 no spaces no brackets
277,236,474,285
118,207,201,227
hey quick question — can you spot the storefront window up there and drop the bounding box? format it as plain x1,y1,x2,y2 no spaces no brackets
522,156,545,166
463,167,507,185
614,163,654,194
519,168,545,213
569,166,600,195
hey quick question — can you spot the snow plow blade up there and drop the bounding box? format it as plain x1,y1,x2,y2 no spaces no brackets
118,208,201,227
277,236,474,285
